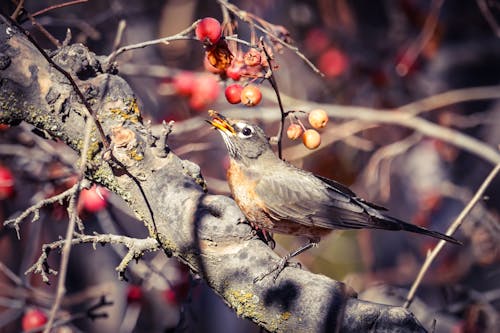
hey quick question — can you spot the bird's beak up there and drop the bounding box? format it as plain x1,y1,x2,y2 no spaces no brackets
207,110,236,135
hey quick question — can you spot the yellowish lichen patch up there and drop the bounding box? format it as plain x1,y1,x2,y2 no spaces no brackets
228,289,261,317
128,148,144,161
109,98,142,123
280,311,291,321
226,289,294,332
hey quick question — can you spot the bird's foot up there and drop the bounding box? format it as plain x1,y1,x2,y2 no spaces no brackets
253,257,287,283
253,258,301,283
249,228,275,249
253,241,317,283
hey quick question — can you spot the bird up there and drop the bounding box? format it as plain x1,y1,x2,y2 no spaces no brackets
207,111,461,281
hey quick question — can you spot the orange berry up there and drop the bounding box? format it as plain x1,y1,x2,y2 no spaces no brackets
286,124,303,140
308,109,328,129
302,129,321,149
240,85,262,107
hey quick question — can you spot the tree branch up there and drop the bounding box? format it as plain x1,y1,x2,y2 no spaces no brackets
0,14,426,332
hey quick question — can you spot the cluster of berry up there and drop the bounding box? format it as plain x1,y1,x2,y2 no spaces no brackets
287,109,329,150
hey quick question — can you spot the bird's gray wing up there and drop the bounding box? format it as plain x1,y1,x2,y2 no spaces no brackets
254,169,374,230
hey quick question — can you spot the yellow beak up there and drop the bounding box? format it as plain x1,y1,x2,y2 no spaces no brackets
207,110,236,135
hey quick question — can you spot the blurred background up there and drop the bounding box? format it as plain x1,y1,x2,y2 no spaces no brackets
1,0,499,332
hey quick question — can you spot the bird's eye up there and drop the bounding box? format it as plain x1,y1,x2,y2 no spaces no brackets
241,127,253,137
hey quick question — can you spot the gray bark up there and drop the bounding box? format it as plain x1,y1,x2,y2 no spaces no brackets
0,14,426,333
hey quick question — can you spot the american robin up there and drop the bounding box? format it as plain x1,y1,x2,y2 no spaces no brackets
207,111,461,280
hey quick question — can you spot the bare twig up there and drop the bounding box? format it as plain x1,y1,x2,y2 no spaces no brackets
404,163,500,308
26,233,160,283
398,85,500,115
217,0,323,76
282,120,378,161
31,0,88,18
477,0,500,37
43,116,96,333
224,35,254,47
111,20,127,54
396,0,444,76
0,261,23,286
364,133,423,194
4,183,80,238
260,42,286,159
27,12,61,47
228,99,500,165
10,0,25,20
107,20,201,63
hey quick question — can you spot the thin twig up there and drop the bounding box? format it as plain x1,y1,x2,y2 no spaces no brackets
364,133,423,193
0,261,23,286
260,42,286,159
476,0,500,38
10,0,25,20
31,0,88,18
4,183,79,238
111,20,127,51
398,85,500,115
217,0,323,76
224,35,254,47
43,116,94,333
396,0,444,76
27,12,61,47
404,163,500,308
227,83,500,165
107,20,200,63
27,233,160,283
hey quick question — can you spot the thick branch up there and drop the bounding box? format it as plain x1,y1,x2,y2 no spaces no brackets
0,15,426,332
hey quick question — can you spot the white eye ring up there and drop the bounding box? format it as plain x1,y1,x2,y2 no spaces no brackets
237,124,254,138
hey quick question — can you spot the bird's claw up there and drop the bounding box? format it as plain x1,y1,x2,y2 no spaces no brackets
253,258,300,283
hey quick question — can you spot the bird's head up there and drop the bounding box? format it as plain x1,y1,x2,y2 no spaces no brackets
207,111,272,164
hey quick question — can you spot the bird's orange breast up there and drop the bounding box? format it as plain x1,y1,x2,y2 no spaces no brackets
226,160,275,229
226,160,331,240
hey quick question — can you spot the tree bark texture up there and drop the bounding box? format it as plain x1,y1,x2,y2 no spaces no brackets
0,14,426,333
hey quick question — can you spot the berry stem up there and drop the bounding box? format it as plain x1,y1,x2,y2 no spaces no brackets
261,43,286,160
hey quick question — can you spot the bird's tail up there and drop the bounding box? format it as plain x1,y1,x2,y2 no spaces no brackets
375,215,462,245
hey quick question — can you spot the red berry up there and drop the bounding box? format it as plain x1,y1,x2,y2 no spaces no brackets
302,129,321,149
0,165,14,200
127,285,143,303
163,282,190,306
240,85,262,107
286,124,303,140
304,28,330,55
225,84,243,104
79,186,108,213
226,63,242,81
318,47,348,78
22,309,47,331
189,74,220,110
195,17,222,45
226,52,244,81
173,71,195,96
308,109,328,129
